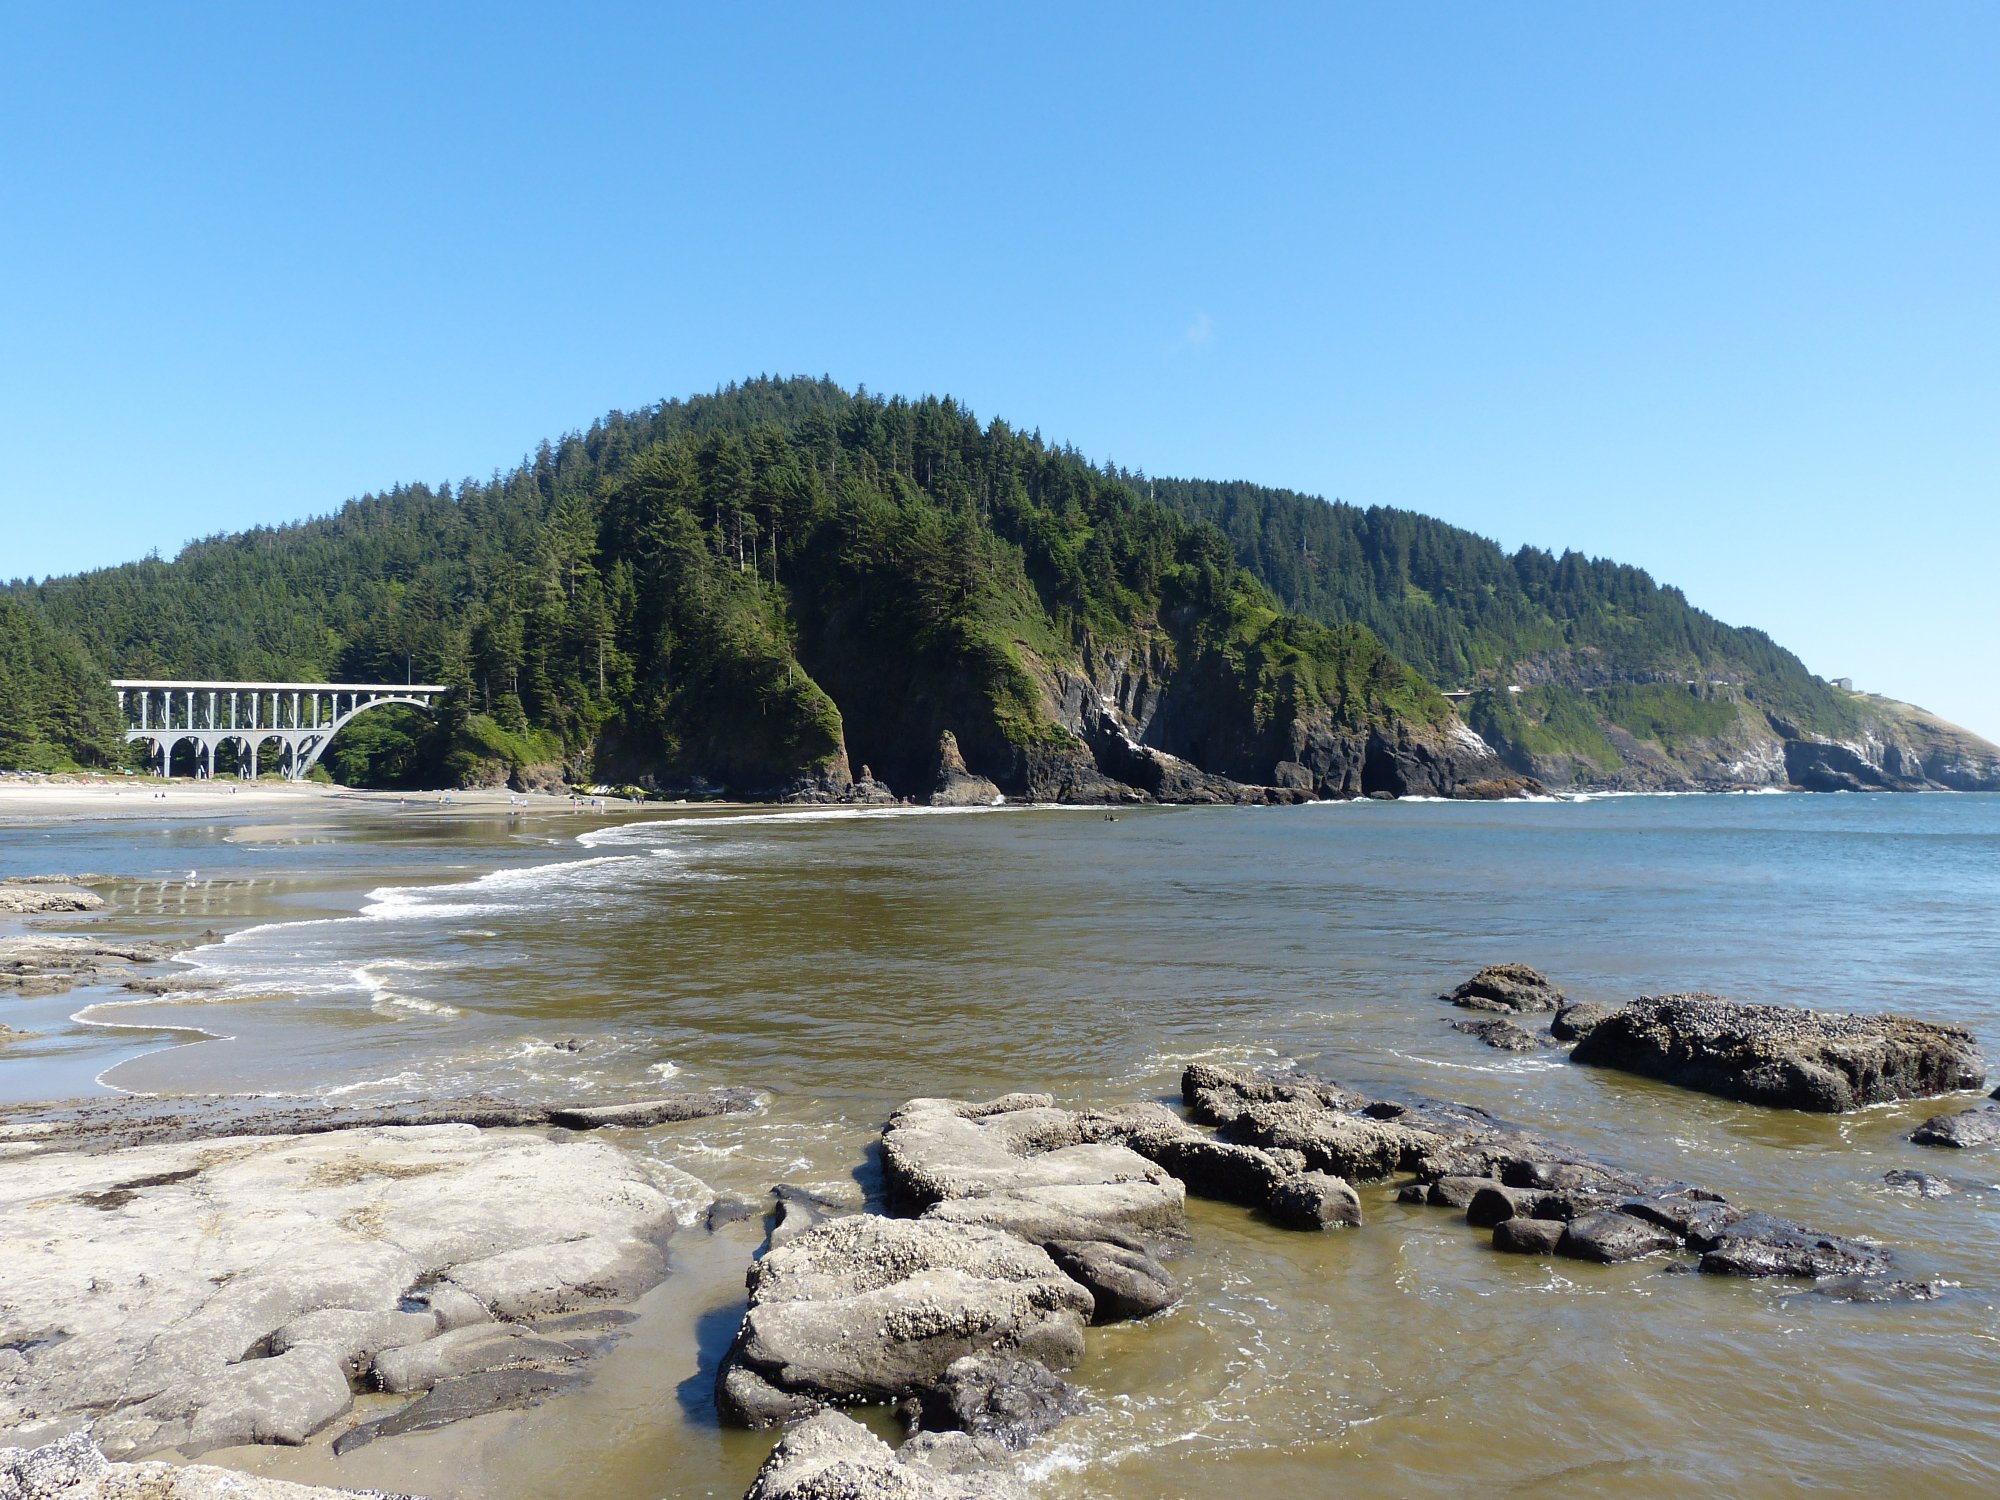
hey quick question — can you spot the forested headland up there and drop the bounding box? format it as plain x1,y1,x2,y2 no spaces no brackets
4,377,1994,796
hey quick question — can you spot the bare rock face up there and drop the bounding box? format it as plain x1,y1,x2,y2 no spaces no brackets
881,1096,1187,1249
0,1090,758,1153
929,733,1002,808
0,883,106,917
1181,1062,1370,1120
0,936,177,995
1569,992,1986,1111
745,1411,1025,1500
1210,1099,1435,1182
714,1215,1093,1430
1439,964,1566,1013
0,1431,421,1498
0,1123,701,1458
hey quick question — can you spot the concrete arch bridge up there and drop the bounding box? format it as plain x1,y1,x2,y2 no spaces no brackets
112,680,448,780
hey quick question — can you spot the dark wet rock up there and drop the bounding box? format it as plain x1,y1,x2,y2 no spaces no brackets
1882,1169,1953,1198
914,1353,1081,1448
1910,1105,2000,1149
1078,1102,1295,1208
1569,992,1986,1111
1556,1210,1680,1264
1043,1238,1178,1322
770,1184,857,1250
1520,1189,1622,1223
333,1367,584,1455
1492,1217,1566,1255
548,1093,761,1129
1617,1194,1738,1238
1264,1171,1363,1229
715,1215,1092,1429
1178,1058,1890,1291
1465,1184,1537,1228
929,732,1003,808
1799,1275,1947,1304
707,1196,761,1231
1450,1017,1544,1052
0,1089,757,1155
1424,1175,1499,1209
1695,1212,1890,1279
745,1410,1027,1500
1551,1001,1611,1042
1440,964,1565,1013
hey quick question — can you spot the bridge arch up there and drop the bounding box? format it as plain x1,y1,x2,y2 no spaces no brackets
111,681,449,782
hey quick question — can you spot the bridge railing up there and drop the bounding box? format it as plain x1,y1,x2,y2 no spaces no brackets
110,680,449,779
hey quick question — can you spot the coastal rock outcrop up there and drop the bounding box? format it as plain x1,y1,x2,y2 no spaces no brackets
745,1411,1025,1500
928,733,1001,807
714,1215,1093,1429
1451,1017,1546,1051
0,936,181,996
881,1095,1188,1249
1550,1001,1610,1042
0,1089,758,1153
0,1119,705,1458
1440,964,1566,1013
0,880,106,916
912,1353,1081,1449
0,1432,421,1500
1568,992,1986,1111
1910,1104,2000,1149
1183,1060,1892,1283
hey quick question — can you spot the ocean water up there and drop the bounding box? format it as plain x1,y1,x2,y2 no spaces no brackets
4,793,1998,1497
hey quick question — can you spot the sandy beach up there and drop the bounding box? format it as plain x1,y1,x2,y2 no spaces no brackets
0,777,663,825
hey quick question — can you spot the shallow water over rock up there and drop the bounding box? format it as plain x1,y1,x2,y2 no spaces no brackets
4,794,1999,1497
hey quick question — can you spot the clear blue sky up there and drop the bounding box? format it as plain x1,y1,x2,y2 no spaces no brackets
4,4,1995,738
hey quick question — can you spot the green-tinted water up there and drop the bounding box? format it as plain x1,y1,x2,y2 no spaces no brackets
5,796,1998,1496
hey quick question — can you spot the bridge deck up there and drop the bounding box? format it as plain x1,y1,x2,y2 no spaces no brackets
111,679,450,693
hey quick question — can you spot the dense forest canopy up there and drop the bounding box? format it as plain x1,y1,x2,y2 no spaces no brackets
1147,478,1857,738
4,379,1441,791
1,376,1868,787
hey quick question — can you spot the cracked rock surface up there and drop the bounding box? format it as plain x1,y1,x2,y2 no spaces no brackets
715,1215,1092,1429
0,1431,418,1498
0,1122,707,1459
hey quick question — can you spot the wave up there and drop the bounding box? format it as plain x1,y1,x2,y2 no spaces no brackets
576,801,1131,848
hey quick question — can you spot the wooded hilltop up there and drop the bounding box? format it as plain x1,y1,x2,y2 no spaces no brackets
5,377,1995,799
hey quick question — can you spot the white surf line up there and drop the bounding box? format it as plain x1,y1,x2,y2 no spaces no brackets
576,801,1127,846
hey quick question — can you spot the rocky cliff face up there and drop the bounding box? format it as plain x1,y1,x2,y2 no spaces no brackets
988,635,1535,806
1484,687,2000,795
